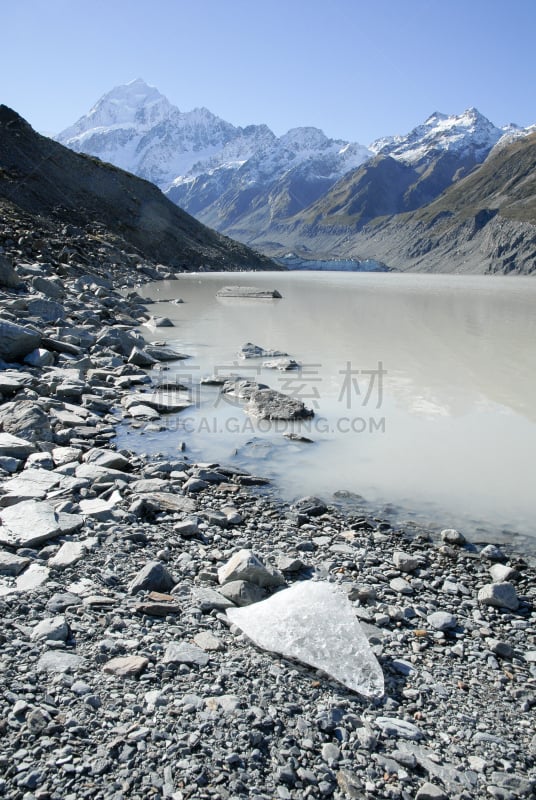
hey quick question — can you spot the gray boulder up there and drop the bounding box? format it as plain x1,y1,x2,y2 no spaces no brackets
31,616,69,642
219,580,268,606
0,432,36,459
0,500,61,547
31,275,64,298
0,400,53,442
477,582,519,611
247,388,314,420
218,549,285,589
0,255,22,288
26,298,65,322
0,319,41,361
129,560,177,595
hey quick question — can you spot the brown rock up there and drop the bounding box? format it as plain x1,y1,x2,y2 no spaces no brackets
102,656,149,677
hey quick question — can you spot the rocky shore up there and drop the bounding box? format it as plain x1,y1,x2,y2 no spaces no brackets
0,239,535,800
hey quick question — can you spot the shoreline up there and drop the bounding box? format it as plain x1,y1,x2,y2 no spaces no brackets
0,250,535,799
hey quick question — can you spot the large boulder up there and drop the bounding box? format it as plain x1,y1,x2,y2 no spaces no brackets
247,388,315,421
26,298,65,322
0,255,22,289
0,400,53,442
0,319,41,361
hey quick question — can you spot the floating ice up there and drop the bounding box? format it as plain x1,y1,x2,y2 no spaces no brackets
227,580,384,697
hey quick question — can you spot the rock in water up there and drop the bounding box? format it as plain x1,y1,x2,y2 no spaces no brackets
247,388,314,420
227,580,384,698
217,286,282,298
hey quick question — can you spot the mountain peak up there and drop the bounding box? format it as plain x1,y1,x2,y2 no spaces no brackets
58,79,175,143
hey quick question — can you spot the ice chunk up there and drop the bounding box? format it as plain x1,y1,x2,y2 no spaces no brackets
227,580,384,697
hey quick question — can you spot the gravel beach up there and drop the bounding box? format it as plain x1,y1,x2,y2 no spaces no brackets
0,231,534,800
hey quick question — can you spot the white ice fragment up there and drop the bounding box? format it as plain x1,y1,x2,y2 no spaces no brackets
227,580,384,697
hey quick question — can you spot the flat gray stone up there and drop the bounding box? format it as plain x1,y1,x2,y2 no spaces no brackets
0,500,61,547
0,550,31,576
193,631,224,652
75,463,134,484
52,446,83,467
83,448,133,472
415,783,448,800
128,346,157,367
219,579,268,606
427,611,457,631
123,392,190,414
191,587,235,612
31,616,69,642
163,642,210,667
48,541,87,569
489,563,517,582
16,564,50,592
132,491,195,514
247,388,314,421
218,287,282,299
0,400,53,442
205,694,241,712
375,717,423,740
389,577,413,594
0,468,62,504
78,496,118,521
37,650,84,673
26,298,64,322
0,432,36,459
174,518,200,537
0,319,41,361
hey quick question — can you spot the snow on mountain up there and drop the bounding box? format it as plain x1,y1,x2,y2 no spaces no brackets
57,82,535,250
490,122,536,154
57,79,370,192
369,108,504,164
57,79,268,188
59,78,174,136
222,126,371,187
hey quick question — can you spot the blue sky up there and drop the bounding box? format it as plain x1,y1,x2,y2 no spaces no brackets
1,0,535,144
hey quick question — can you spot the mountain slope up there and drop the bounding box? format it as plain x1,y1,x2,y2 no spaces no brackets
168,127,371,240
277,132,536,274
57,79,372,234
169,106,526,250
0,105,274,271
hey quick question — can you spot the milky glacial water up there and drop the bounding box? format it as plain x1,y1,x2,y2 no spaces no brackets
119,271,536,551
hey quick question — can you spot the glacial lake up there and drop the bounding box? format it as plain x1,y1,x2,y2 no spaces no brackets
118,271,536,552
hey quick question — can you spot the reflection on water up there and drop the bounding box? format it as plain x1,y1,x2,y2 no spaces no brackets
118,271,536,550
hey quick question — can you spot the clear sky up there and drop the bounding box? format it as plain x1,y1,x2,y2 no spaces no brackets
1,0,535,144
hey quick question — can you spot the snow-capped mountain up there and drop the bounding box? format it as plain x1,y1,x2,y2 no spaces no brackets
57,78,272,188
57,79,371,194
369,108,504,164
57,81,535,257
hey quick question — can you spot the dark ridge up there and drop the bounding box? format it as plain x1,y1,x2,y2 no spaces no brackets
0,105,277,272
